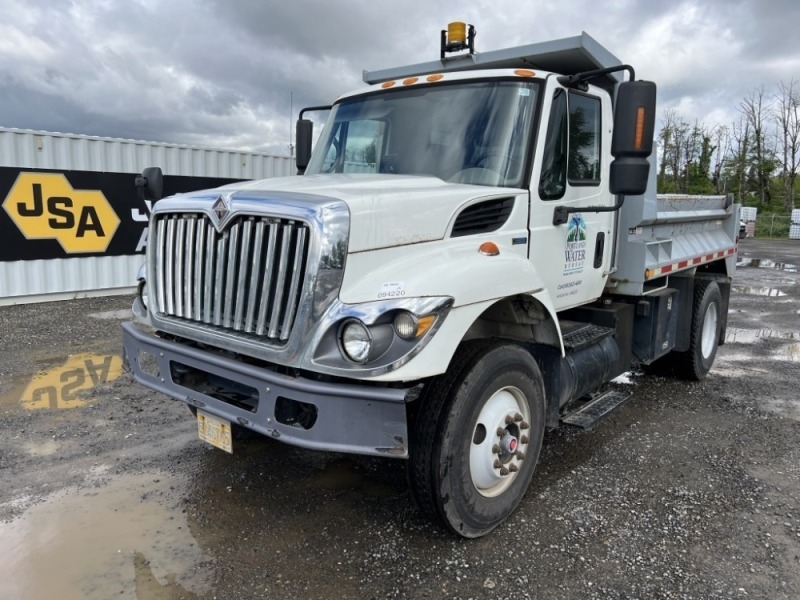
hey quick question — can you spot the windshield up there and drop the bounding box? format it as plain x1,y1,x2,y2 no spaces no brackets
305,80,540,188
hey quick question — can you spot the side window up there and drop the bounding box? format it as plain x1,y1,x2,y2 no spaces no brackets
538,89,567,200
568,92,601,184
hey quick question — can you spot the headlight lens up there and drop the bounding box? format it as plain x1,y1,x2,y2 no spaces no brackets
340,319,372,363
393,311,417,339
394,311,437,339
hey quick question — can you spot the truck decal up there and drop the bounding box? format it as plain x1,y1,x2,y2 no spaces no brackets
563,213,587,275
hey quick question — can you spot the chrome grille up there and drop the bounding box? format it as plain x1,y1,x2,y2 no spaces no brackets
153,213,310,343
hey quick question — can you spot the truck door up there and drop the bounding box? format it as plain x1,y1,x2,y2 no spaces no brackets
529,81,614,310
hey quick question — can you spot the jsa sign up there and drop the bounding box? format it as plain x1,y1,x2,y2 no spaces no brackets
0,167,244,262
2,172,120,253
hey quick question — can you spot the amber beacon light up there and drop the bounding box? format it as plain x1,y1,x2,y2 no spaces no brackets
441,22,476,59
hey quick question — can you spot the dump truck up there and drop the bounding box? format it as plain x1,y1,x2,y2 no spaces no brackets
123,24,740,537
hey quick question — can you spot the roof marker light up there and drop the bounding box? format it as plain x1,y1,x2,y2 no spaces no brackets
403,77,419,85
382,81,396,89
426,74,444,82
514,69,536,78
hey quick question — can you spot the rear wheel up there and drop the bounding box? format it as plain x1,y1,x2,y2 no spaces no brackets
408,341,546,538
677,280,722,380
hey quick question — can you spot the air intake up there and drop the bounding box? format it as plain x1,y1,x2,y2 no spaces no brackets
451,197,515,237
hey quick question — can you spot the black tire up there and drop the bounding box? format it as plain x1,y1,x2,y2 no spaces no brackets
675,280,722,380
408,341,546,538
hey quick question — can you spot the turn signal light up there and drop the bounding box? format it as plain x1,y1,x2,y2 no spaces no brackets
479,241,500,256
634,107,646,151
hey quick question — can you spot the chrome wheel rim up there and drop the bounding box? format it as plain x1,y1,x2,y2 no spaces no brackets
469,386,531,498
701,302,719,359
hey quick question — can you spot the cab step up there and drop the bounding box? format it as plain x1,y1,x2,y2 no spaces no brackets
560,322,615,351
559,390,633,430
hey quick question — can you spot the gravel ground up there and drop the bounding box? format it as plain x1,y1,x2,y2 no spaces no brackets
0,238,798,600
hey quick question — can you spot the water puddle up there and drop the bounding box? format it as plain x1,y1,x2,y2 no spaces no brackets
732,285,788,297
311,459,398,499
737,259,798,272
725,328,799,344
774,343,800,362
0,352,122,410
0,472,212,600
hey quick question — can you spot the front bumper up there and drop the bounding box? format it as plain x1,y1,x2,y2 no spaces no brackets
122,322,409,458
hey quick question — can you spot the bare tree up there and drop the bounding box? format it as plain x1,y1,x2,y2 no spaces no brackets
730,116,750,202
740,87,775,205
774,79,800,210
712,125,731,194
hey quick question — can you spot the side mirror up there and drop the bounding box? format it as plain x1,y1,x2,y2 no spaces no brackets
296,119,313,174
135,166,164,202
609,80,656,196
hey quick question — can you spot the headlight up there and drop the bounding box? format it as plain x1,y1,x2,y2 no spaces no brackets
339,319,372,363
393,312,417,339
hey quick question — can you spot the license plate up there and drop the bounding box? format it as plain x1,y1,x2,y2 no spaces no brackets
197,410,233,453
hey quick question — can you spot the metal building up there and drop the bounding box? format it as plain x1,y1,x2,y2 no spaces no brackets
0,127,293,305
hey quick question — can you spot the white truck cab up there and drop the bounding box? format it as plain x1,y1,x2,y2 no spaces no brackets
124,25,739,537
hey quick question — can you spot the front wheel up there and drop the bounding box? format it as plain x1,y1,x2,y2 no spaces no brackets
408,342,546,538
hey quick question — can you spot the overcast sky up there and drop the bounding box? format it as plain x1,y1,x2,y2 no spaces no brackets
1,0,798,156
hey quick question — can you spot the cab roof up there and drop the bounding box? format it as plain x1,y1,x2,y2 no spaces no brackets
363,31,623,95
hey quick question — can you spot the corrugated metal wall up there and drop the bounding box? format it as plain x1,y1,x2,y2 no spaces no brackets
0,127,294,305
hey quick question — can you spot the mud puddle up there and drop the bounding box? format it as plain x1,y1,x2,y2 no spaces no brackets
0,472,212,600
0,351,122,411
732,285,789,297
736,258,798,272
725,327,799,344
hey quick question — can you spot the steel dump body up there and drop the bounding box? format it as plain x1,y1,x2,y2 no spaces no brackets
611,193,739,295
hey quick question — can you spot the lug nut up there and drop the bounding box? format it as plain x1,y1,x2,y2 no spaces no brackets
493,459,502,469
517,452,526,461
496,427,506,437
505,415,514,425
499,467,510,476
521,435,529,444
514,413,523,422
509,463,519,472
520,421,530,430
492,444,501,454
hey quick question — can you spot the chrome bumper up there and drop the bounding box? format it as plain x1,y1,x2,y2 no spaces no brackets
121,322,409,458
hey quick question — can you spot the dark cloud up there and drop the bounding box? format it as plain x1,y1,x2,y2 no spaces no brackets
1,0,798,153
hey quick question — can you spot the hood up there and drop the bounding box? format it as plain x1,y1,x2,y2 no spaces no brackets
218,174,521,253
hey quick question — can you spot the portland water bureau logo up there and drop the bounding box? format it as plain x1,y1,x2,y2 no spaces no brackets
2,172,120,253
564,213,587,275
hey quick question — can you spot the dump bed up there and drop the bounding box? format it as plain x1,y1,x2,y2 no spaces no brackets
610,193,740,296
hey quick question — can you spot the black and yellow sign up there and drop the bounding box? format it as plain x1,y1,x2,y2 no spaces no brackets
3,172,120,253
0,167,243,262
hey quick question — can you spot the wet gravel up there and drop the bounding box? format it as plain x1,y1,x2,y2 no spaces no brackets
1,238,799,599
